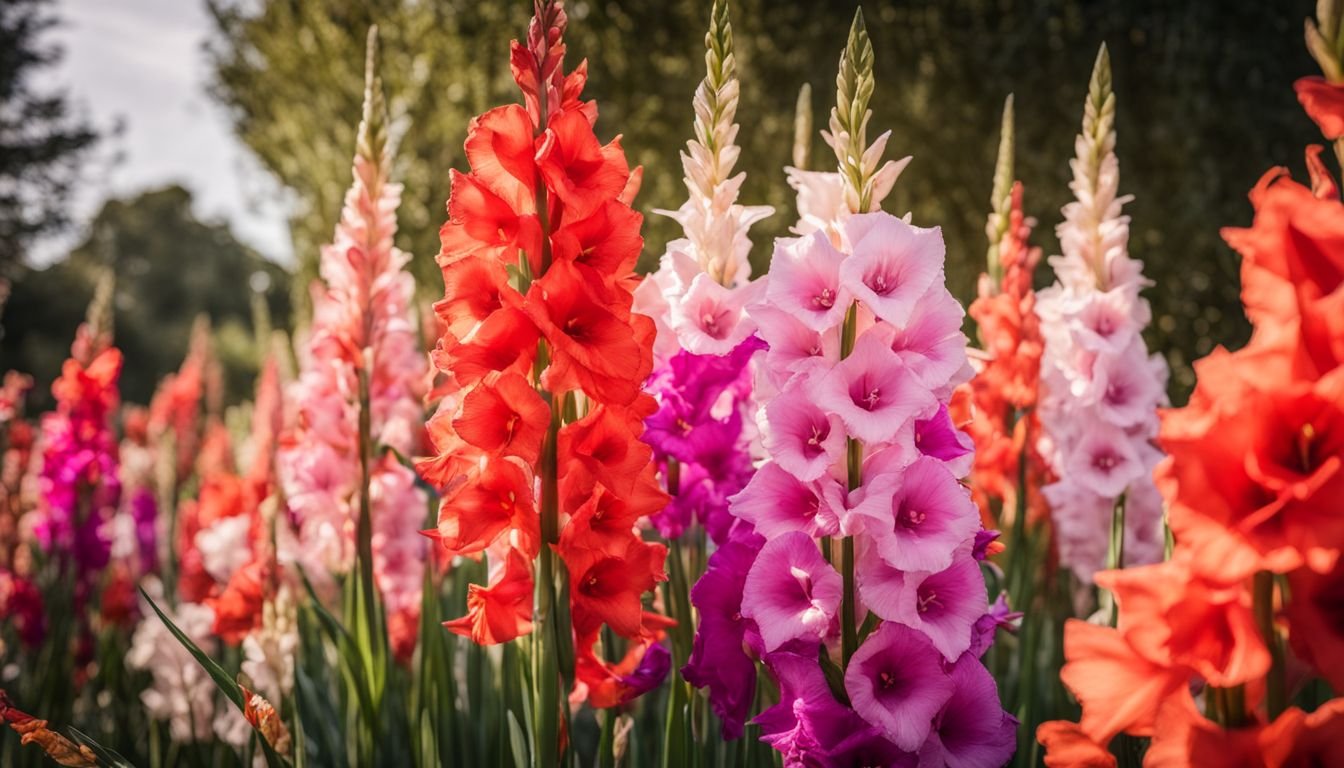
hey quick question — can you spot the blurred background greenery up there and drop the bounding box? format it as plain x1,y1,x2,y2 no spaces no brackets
0,0,1322,410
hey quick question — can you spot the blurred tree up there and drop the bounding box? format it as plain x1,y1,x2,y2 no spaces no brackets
0,185,291,409
0,0,100,278
205,0,1319,402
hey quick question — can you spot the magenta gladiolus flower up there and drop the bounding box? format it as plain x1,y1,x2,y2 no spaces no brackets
757,650,915,767
684,536,764,739
917,655,1018,768
845,622,956,751
741,531,843,652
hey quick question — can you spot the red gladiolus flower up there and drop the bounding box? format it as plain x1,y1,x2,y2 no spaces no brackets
1295,77,1344,139
444,546,535,646
566,538,667,638
453,372,551,464
422,0,666,715
431,458,538,558
206,561,268,644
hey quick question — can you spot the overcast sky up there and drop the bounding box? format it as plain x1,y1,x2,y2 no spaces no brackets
36,0,293,266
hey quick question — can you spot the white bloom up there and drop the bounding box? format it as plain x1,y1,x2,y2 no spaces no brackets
195,515,253,584
127,599,225,743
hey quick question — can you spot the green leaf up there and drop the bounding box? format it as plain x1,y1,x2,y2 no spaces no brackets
138,587,290,767
506,710,531,768
817,645,850,707
67,727,136,768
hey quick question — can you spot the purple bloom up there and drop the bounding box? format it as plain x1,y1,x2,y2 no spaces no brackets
967,593,1022,660
129,488,158,574
757,650,917,767
917,655,1017,768
845,622,955,751
913,403,974,476
971,529,1000,562
619,642,671,703
684,537,763,739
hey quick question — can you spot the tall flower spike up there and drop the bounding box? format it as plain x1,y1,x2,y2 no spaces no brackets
1035,45,1168,585
985,94,1015,285
786,9,909,243
277,24,428,661
425,5,667,753
709,17,1012,762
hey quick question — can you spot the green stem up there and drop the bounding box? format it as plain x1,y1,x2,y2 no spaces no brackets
1254,571,1285,720
535,371,562,768
1102,493,1126,627
599,708,617,768
839,301,860,667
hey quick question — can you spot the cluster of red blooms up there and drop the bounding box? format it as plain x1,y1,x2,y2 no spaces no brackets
148,320,218,488
959,182,1049,527
176,356,283,645
1037,145,1344,764
418,1,670,707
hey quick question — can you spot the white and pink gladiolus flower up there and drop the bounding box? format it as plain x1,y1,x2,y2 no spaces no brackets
1035,46,1168,583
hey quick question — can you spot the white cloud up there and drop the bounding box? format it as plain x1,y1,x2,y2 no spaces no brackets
31,0,293,266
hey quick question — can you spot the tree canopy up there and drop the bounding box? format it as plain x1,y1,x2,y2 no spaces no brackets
207,0,1316,401
0,0,100,277
1,185,291,409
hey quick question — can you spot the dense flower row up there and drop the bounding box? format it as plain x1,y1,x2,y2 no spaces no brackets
7,3,1344,767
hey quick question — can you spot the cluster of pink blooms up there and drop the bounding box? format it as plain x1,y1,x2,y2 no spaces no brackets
276,79,428,658
1034,54,1168,582
682,76,1015,754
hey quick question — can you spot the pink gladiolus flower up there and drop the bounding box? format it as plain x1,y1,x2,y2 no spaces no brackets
669,273,763,356
844,621,955,751
741,531,843,652
851,456,981,574
839,214,944,328
763,231,851,332
762,378,846,482
729,461,843,540
806,327,935,444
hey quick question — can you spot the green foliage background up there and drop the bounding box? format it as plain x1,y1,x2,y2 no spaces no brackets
205,0,1320,403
